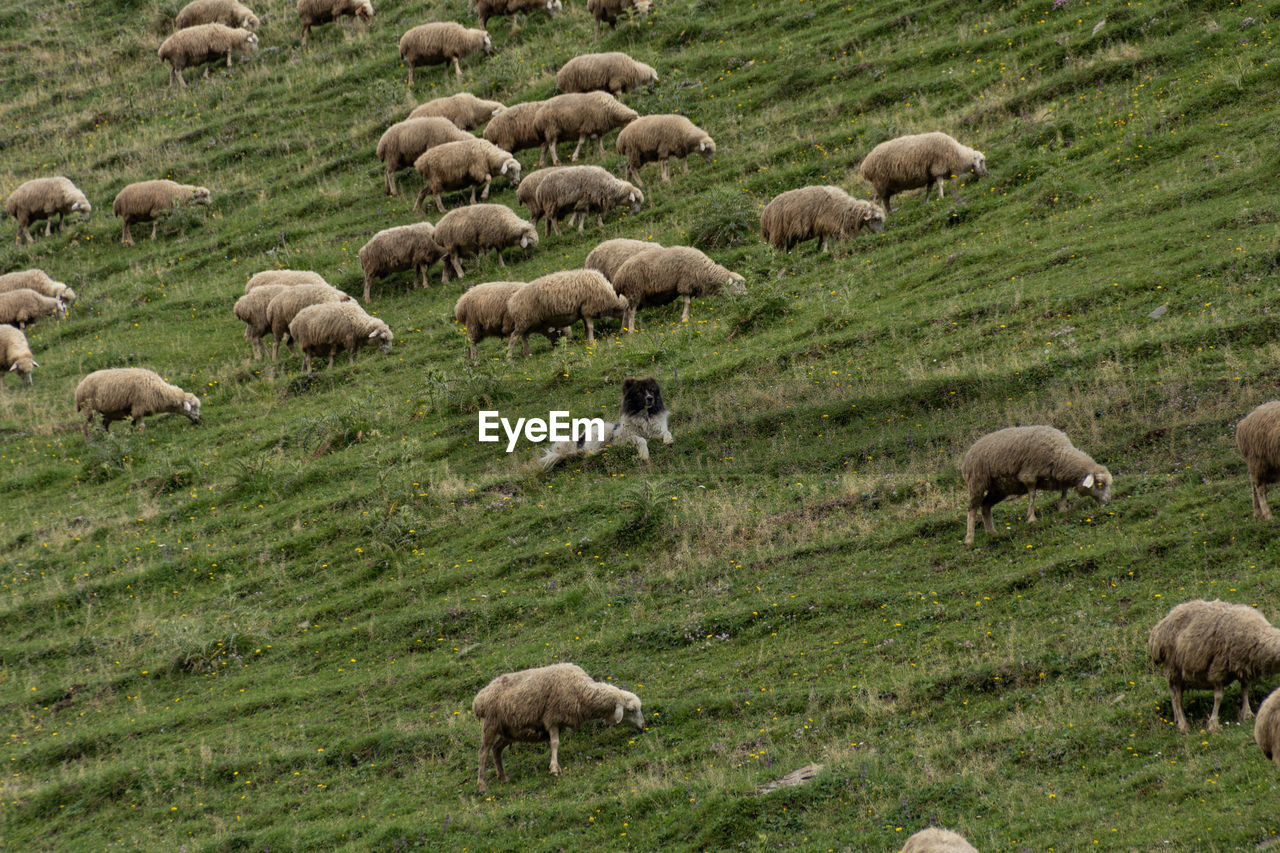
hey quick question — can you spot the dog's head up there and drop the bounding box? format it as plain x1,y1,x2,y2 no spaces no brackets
622,376,664,416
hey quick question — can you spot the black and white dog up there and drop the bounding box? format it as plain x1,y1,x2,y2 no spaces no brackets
540,376,673,470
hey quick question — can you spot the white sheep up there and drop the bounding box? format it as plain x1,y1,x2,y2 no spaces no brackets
473,662,644,791
376,116,473,197
1236,401,1280,520
264,284,355,360
412,138,522,214
533,165,642,235
454,280,558,362
175,0,260,30
0,269,77,305
4,177,92,245
759,185,884,252
0,289,66,330
74,368,202,437
586,0,652,37
615,114,714,187
514,166,566,235
900,827,980,853
556,52,657,96
505,269,627,356
399,23,491,84
483,100,547,157
358,222,444,300
432,204,538,285
112,180,211,246
157,24,259,89
244,269,328,293
297,0,373,45
0,325,37,390
584,237,662,283
959,425,1112,546
858,131,987,213
610,245,744,332
408,93,506,131
533,92,638,166
234,283,289,360
1255,687,1280,769
473,0,562,31
1150,599,1280,732
288,302,393,372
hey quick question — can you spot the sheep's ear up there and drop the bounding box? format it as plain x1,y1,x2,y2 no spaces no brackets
1081,474,1094,488
520,235,529,248
369,330,379,338
8,364,14,372
612,702,625,724
183,400,193,412
31,360,40,368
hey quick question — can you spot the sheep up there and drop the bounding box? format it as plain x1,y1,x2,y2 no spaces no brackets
234,283,289,360
858,131,987,213
412,138,522,215
111,180,212,246
433,204,538,286
1149,599,1280,733
399,23,491,84
556,52,657,96
514,166,566,235
358,223,444,301
408,93,506,131
616,114,714,187
610,245,744,332
533,92,638,166
454,281,559,362
376,117,473,197
0,289,66,331
244,269,328,293
288,302,393,372
0,269,77,305
1255,687,1280,769
157,24,259,89
0,326,37,390
959,425,1112,547
472,662,644,792
586,0,652,37
473,0,562,31
1236,401,1280,520
584,238,662,283
297,0,373,45
533,166,643,236
759,185,885,252
505,269,627,356
74,368,202,437
264,284,355,360
483,100,547,157
900,827,979,853
4,177,92,245
175,0,260,30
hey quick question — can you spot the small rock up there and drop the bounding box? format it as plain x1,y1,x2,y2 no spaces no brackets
1149,304,1167,318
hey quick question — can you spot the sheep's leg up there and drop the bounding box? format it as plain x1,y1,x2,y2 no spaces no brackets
980,500,996,534
585,318,595,345
1241,682,1256,722
680,295,692,322
449,253,465,281
1208,686,1224,732
625,306,636,333
820,235,830,253
302,352,311,373
44,219,54,237
596,136,607,158
121,219,133,246
1056,489,1070,513
492,738,510,783
150,221,159,241
453,57,463,78
661,160,672,183
434,193,448,215
682,158,691,174
412,186,430,213
577,212,587,233
467,340,479,363
507,332,520,358
133,415,146,432
1255,480,1273,520
964,507,977,546
1170,683,1189,733
479,177,491,201
300,25,309,46
496,250,506,268
595,213,604,228
363,275,372,303
550,216,563,237
547,726,562,776
1024,487,1038,523
935,176,946,199
330,347,339,369
407,65,415,86
570,135,586,162
385,168,396,196
537,143,549,167
629,164,644,186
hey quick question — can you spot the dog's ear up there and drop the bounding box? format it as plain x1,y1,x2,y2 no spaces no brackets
623,378,635,391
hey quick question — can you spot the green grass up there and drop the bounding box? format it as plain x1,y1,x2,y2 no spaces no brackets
2,0,1280,849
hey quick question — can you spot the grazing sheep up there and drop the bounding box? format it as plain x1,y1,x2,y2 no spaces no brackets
157,24,259,89
474,0,562,30
759,185,885,252
4,177,92,245
376,117,473,197
112,180,211,246
858,131,987,213
408,93,506,131
533,165,642,236
399,23,491,84
473,662,644,791
175,0,260,30
234,283,289,360
616,114,714,187
297,0,373,45
0,289,66,331
514,166,566,235
611,245,744,332
454,281,559,361
900,827,979,853
433,204,538,285
289,302,393,372
358,223,444,301
244,269,328,293
556,52,657,96
1237,401,1280,520
959,425,1112,547
586,0,652,36
506,269,627,356
1255,688,1280,769
1150,599,1280,733
74,368,202,437
584,237,662,283
0,269,77,305
265,284,355,360
0,326,37,390
412,138,522,215
534,92,638,166
483,100,547,157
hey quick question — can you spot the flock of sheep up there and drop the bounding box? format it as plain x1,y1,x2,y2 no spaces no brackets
2,0,1278,848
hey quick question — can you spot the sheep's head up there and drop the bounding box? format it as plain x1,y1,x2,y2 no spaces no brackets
240,12,261,30
613,292,629,313
56,284,77,305
518,224,539,251
613,690,645,730
632,0,653,16
618,183,643,209
481,32,493,54
724,271,746,295
368,326,394,355
72,198,92,219
10,358,35,386
1076,466,1112,505
500,158,522,183
862,204,886,234
355,2,374,22
189,187,213,206
240,31,260,51
970,151,987,177
181,393,202,424
52,298,68,319
697,135,716,162
546,0,563,16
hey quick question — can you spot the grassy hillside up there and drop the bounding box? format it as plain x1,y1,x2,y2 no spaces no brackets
2,0,1279,849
